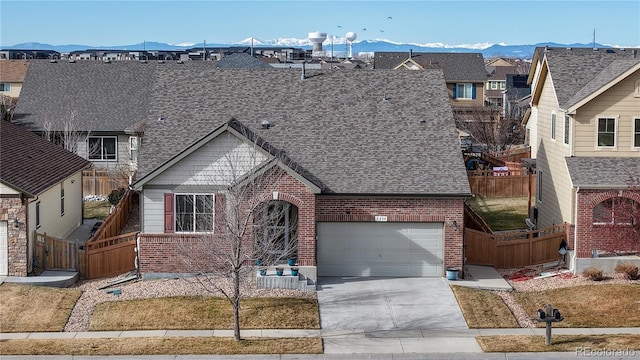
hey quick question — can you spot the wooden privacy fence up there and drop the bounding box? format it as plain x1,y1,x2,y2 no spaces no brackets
89,189,136,243
467,172,535,197
83,169,129,197
464,223,566,268
34,232,77,271
83,232,138,279
487,146,531,163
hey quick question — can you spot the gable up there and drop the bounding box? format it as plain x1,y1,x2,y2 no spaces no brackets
145,130,269,187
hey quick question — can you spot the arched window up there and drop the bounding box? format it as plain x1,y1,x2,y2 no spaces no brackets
254,201,298,261
593,198,639,225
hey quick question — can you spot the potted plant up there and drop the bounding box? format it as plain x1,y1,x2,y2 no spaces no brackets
288,258,297,266
275,267,284,276
290,266,299,276
258,268,267,276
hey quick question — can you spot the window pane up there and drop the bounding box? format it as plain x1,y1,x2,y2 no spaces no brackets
103,138,116,160
175,195,193,232
88,138,101,159
635,119,640,147
195,195,213,231
597,118,615,147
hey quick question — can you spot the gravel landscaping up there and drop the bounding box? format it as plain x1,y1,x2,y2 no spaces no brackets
64,273,316,332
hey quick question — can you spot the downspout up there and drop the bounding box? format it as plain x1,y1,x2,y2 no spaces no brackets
572,186,580,272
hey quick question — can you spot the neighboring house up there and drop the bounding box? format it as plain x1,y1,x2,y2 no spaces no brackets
0,49,59,60
485,65,518,107
0,60,29,98
503,74,531,119
216,52,274,69
0,120,91,276
11,60,160,176
374,51,488,109
526,46,640,272
131,67,471,281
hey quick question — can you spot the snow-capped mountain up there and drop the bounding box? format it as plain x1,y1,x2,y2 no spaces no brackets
2,37,628,59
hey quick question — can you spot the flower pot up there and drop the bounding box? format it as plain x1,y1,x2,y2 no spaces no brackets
288,258,297,266
257,269,267,276
290,267,299,276
446,267,459,280
255,259,263,266
275,268,284,276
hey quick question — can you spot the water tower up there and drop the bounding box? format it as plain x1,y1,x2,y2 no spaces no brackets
308,31,327,57
345,32,357,58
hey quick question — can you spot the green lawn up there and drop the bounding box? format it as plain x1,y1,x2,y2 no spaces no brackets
466,196,529,231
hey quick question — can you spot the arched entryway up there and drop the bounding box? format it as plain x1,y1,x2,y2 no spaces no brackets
254,200,299,263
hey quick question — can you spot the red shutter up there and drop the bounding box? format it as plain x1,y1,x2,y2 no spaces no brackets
164,193,174,233
215,193,226,229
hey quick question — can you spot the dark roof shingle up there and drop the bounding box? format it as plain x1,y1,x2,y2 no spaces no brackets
139,67,470,195
13,60,161,132
374,52,488,82
566,157,640,188
1,120,91,196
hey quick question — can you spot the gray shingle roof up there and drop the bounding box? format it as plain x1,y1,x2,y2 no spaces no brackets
139,67,470,195
564,59,640,109
374,52,488,82
13,60,160,132
566,157,640,188
540,47,639,109
216,53,274,69
1,120,91,196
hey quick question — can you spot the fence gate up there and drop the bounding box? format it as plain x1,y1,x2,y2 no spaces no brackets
35,232,77,271
464,224,567,268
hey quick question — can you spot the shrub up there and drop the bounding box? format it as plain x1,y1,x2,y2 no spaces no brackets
582,266,605,281
615,262,639,280
107,188,126,206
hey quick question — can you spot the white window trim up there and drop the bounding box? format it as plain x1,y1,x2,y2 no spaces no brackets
129,136,138,162
0,83,10,92
87,136,118,161
456,83,474,100
35,201,41,229
635,79,640,98
550,112,556,141
174,193,215,234
595,115,618,150
491,82,498,90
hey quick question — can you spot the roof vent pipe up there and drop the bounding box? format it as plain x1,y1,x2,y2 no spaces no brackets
261,119,271,129
409,49,412,58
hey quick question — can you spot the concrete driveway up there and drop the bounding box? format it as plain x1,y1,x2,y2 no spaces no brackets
317,277,468,331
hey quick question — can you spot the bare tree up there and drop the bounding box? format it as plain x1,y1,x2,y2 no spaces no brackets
42,109,92,155
1,95,17,122
455,106,525,152
177,128,299,341
594,174,640,254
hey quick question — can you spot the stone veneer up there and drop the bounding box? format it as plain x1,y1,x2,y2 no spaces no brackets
0,197,28,276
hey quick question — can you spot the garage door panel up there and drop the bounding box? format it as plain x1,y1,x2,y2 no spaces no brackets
318,222,444,277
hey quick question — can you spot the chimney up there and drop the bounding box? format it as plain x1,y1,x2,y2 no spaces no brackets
409,49,412,58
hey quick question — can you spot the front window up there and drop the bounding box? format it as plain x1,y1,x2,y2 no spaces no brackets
634,118,640,148
597,118,616,147
593,198,639,225
490,81,498,90
551,113,556,140
537,170,543,202
499,81,506,90
88,136,117,160
0,83,10,92
455,83,474,99
175,194,214,232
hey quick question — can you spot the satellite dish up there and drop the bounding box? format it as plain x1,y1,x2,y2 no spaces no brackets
345,32,357,42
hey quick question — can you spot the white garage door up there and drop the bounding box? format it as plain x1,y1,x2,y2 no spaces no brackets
317,222,444,277
0,221,8,276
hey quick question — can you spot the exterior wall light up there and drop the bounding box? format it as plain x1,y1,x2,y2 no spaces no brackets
452,220,458,231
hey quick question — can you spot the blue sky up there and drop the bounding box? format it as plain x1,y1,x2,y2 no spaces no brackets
1,0,638,47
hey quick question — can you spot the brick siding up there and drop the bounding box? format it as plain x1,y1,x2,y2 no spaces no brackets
574,189,640,258
139,174,465,276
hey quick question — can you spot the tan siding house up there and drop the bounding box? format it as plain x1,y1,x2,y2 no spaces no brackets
527,47,640,273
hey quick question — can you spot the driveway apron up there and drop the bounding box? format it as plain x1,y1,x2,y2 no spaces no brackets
317,277,468,331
